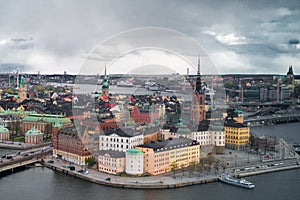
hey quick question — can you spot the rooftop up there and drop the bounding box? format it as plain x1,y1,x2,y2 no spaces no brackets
126,148,143,155
138,137,199,152
96,150,125,158
25,127,43,136
0,125,9,133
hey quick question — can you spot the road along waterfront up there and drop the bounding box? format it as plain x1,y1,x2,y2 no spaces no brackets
42,157,300,189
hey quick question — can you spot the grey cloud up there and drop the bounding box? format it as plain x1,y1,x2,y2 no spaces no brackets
0,0,300,74
289,38,299,44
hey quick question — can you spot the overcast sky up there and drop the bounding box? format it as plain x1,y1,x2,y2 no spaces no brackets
0,0,299,75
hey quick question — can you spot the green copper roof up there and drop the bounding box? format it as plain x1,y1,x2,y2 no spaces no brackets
234,109,243,114
23,114,71,123
19,76,25,87
102,66,109,89
127,148,143,155
54,115,62,128
25,127,43,136
0,125,9,133
102,81,109,89
0,110,37,115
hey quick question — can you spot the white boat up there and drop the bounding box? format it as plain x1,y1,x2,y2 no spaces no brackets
218,173,255,189
116,80,133,87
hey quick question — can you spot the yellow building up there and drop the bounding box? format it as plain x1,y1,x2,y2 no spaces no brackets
137,138,200,175
97,150,125,175
224,119,250,150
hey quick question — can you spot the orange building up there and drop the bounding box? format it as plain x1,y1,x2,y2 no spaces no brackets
137,138,200,175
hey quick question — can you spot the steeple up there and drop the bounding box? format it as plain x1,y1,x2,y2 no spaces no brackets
195,56,204,94
102,66,109,96
287,65,294,77
197,56,200,76
19,76,25,87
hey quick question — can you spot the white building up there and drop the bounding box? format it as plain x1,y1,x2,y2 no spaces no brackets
174,120,225,154
99,128,143,152
192,120,225,153
125,148,144,175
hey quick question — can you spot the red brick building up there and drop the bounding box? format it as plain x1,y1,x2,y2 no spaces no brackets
53,126,91,165
130,106,159,124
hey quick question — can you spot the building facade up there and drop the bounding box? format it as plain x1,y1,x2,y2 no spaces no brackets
25,127,43,144
0,125,9,140
224,119,250,150
99,128,143,152
53,126,91,165
125,148,144,175
137,138,200,175
21,114,72,138
97,150,125,175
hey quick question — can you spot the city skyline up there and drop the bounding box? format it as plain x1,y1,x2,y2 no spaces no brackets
0,0,299,75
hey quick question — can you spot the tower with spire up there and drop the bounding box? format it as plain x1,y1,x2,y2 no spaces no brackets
102,66,109,97
191,56,206,125
18,75,27,102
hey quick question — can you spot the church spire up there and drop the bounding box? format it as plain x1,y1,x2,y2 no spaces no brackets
197,56,200,76
195,56,204,94
102,66,109,96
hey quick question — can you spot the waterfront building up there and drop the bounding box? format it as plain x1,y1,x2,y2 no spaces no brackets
137,138,200,175
224,119,250,150
97,150,125,175
53,126,91,165
0,125,10,140
25,127,43,144
99,128,144,152
125,148,144,175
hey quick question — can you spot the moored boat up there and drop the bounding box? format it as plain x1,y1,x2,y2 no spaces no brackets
218,173,255,189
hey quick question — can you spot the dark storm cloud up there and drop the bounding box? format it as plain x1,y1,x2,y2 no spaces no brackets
0,0,299,74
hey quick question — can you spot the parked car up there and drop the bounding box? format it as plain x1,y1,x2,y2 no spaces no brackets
66,165,75,171
47,160,54,163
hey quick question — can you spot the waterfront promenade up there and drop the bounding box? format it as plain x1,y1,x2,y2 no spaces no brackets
43,157,300,189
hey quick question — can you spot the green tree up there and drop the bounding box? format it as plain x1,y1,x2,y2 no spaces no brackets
187,161,197,177
170,161,179,178
85,157,96,168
